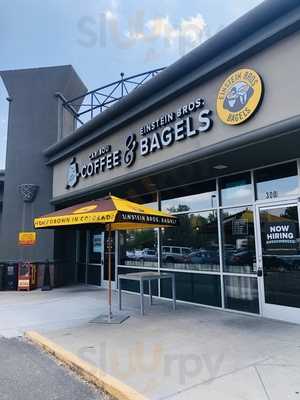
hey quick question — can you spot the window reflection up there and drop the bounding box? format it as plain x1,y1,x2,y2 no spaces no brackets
224,276,259,313
222,207,256,274
161,180,217,212
118,229,158,268
162,211,220,272
255,162,298,201
220,173,252,206
118,200,159,268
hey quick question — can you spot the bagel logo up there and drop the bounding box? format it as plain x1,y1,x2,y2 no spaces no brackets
216,68,263,125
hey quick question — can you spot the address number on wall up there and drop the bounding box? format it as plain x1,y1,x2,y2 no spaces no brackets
265,191,278,199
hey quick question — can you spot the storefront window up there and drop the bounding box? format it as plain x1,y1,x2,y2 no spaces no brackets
224,275,259,313
255,162,298,201
127,191,158,208
161,211,220,272
89,230,104,263
118,200,159,269
161,180,217,212
220,172,252,206
118,229,158,268
160,272,222,307
221,206,256,274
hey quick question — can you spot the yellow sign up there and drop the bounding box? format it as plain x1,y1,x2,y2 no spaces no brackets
216,68,263,125
18,232,37,246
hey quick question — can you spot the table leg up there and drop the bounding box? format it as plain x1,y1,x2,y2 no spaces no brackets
140,279,144,315
149,280,153,305
118,277,122,310
172,275,176,310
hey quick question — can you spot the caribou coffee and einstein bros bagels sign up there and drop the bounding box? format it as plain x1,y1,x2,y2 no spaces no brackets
66,97,213,189
66,69,264,189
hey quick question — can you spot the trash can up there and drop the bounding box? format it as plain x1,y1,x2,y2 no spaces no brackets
4,263,18,290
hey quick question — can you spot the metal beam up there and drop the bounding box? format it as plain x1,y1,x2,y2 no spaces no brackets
61,68,165,126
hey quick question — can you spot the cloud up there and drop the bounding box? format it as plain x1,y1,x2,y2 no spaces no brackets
104,9,118,21
97,7,207,56
180,15,207,44
104,0,119,21
127,14,207,49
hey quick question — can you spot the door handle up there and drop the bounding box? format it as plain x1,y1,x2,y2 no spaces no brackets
257,269,263,277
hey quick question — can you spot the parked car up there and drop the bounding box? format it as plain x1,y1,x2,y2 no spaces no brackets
135,248,158,262
162,246,192,264
126,250,136,259
229,250,255,266
189,249,219,265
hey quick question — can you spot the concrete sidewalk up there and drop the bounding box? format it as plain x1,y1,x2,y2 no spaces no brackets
1,286,300,399
39,304,300,400
0,285,105,337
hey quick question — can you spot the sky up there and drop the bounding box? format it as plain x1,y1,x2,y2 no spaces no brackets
0,0,264,169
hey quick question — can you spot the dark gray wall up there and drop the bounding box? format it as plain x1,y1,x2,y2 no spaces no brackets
0,173,4,231
0,172,4,204
0,65,87,262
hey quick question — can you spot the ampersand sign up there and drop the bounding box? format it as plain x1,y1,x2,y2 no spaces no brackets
124,134,138,167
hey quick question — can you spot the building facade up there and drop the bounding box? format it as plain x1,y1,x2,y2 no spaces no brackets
0,65,87,285
0,170,4,229
2,0,300,323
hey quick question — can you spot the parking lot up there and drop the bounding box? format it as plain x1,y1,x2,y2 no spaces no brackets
0,336,109,400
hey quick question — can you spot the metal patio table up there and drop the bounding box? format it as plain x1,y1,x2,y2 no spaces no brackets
118,271,176,315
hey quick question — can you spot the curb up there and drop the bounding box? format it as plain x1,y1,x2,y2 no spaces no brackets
25,331,148,400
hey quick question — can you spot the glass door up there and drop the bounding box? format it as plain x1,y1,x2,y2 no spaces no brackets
87,230,104,286
221,206,260,314
88,230,117,289
257,203,300,323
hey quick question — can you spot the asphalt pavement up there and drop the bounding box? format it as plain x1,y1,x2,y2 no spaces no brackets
0,336,111,400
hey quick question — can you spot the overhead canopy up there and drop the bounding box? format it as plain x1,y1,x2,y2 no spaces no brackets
34,195,178,231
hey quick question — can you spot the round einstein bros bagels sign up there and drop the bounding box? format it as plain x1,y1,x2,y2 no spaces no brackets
216,68,263,125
